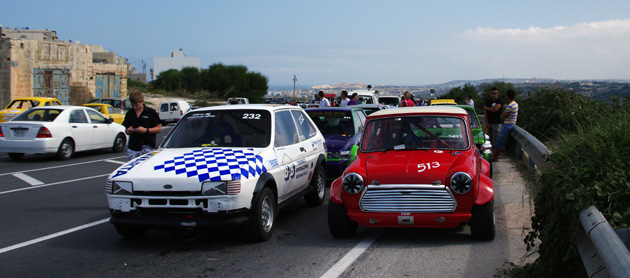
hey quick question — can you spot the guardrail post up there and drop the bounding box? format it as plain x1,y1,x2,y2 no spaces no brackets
577,205,630,277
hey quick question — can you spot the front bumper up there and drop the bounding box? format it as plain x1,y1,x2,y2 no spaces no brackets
109,208,250,229
326,158,349,180
348,211,472,228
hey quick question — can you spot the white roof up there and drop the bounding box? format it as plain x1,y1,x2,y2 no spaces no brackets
368,106,467,117
193,104,301,112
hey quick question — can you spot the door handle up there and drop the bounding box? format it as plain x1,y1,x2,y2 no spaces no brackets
93,126,98,128
300,147,306,152
72,125,78,128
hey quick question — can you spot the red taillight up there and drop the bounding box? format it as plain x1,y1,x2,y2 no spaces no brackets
180,110,183,115
0,127,3,137
36,127,52,138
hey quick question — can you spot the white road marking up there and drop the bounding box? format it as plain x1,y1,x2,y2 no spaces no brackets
0,218,110,254
320,230,383,278
0,156,126,177
11,172,44,186
104,159,126,165
0,173,110,195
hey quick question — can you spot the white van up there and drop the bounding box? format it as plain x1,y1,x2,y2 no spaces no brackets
349,89,380,105
227,97,250,105
159,100,191,126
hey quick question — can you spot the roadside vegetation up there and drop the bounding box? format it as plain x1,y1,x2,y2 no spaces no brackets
128,63,269,105
501,87,630,277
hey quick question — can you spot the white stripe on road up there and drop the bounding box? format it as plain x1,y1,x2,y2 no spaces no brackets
0,173,110,195
0,156,126,177
0,218,110,254
104,159,126,165
320,230,383,278
12,172,44,186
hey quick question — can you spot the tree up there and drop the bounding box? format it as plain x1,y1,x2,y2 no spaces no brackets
441,83,480,111
153,69,183,92
181,67,201,93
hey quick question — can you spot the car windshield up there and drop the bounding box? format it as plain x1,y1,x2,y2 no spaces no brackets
12,108,61,122
306,110,355,136
361,115,469,151
162,110,271,148
379,97,399,106
357,95,374,104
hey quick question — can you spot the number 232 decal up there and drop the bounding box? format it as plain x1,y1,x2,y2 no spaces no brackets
417,162,440,172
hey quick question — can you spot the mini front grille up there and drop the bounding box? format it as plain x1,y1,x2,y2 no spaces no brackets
360,186,456,213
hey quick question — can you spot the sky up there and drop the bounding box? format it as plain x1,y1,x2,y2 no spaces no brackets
3,0,630,88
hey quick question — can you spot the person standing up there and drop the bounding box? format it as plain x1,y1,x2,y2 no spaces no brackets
400,91,415,107
492,89,518,161
466,95,474,107
348,93,357,105
340,90,350,107
484,87,503,145
122,90,162,161
318,91,330,108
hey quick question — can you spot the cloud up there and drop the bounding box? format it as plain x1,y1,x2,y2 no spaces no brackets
463,18,630,44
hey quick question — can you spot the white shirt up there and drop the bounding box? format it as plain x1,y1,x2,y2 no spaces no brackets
467,99,474,107
320,98,330,108
340,98,350,107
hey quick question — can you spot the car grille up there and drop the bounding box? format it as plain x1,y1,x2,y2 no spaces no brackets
359,186,456,213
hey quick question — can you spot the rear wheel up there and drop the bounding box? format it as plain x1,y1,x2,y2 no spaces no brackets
248,187,276,242
470,202,496,240
115,225,148,238
8,153,24,160
304,164,326,206
112,133,126,153
328,202,358,238
56,138,74,160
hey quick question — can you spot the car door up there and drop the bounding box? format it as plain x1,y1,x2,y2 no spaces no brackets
68,109,93,151
290,108,322,182
273,109,311,202
86,109,113,148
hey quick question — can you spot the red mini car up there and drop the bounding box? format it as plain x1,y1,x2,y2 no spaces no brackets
327,106,495,240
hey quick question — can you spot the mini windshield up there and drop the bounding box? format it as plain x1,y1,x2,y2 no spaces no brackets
361,115,469,151
306,110,355,136
162,110,271,148
12,108,61,122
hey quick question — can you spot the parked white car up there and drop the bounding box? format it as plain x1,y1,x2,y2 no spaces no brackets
0,106,126,160
159,100,191,126
106,104,327,241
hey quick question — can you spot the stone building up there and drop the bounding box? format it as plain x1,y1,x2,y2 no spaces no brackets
0,25,129,108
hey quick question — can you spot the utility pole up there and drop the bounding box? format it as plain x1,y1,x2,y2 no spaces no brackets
292,75,297,99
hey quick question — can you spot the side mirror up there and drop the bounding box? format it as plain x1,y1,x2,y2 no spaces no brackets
108,118,114,123
350,145,359,163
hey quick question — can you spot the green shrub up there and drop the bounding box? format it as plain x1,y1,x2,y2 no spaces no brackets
512,95,630,277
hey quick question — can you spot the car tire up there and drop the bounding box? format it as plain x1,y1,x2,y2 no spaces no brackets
112,133,126,153
470,201,496,240
248,187,276,242
8,153,24,160
56,138,74,160
115,224,148,238
304,164,326,206
327,202,358,238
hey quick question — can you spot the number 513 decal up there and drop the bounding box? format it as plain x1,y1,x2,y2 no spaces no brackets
417,162,440,172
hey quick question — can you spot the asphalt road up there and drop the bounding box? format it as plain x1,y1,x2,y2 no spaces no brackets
0,126,533,278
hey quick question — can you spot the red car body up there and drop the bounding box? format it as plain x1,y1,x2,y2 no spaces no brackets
328,106,495,240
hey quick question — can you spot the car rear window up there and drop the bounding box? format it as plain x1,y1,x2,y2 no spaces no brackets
162,110,271,148
13,108,61,122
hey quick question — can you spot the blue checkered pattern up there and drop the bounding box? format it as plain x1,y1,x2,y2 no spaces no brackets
154,148,267,182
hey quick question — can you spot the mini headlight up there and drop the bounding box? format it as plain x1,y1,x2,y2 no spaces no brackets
342,173,364,194
202,181,228,196
113,181,133,195
450,172,473,194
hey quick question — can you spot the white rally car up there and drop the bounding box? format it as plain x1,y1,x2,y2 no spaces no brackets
106,104,327,241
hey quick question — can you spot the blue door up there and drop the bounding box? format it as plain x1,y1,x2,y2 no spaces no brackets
33,69,70,104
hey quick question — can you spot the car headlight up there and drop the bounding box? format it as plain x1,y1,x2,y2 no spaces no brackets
202,181,227,195
450,172,473,194
342,173,364,194
328,151,350,160
112,181,133,195
202,180,241,195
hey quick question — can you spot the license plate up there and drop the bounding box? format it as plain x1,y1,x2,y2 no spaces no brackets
13,129,25,137
398,215,414,225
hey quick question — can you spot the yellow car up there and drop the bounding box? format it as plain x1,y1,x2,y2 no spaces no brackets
430,99,457,106
0,97,62,123
82,103,125,124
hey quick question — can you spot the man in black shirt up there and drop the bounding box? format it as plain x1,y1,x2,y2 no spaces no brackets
122,90,162,161
484,87,503,147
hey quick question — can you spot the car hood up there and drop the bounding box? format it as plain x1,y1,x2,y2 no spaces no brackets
109,147,270,192
323,134,355,152
364,150,466,185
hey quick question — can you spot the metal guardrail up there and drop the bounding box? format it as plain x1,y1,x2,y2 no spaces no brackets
577,206,630,278
505,127,630,277
510,125,552,173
